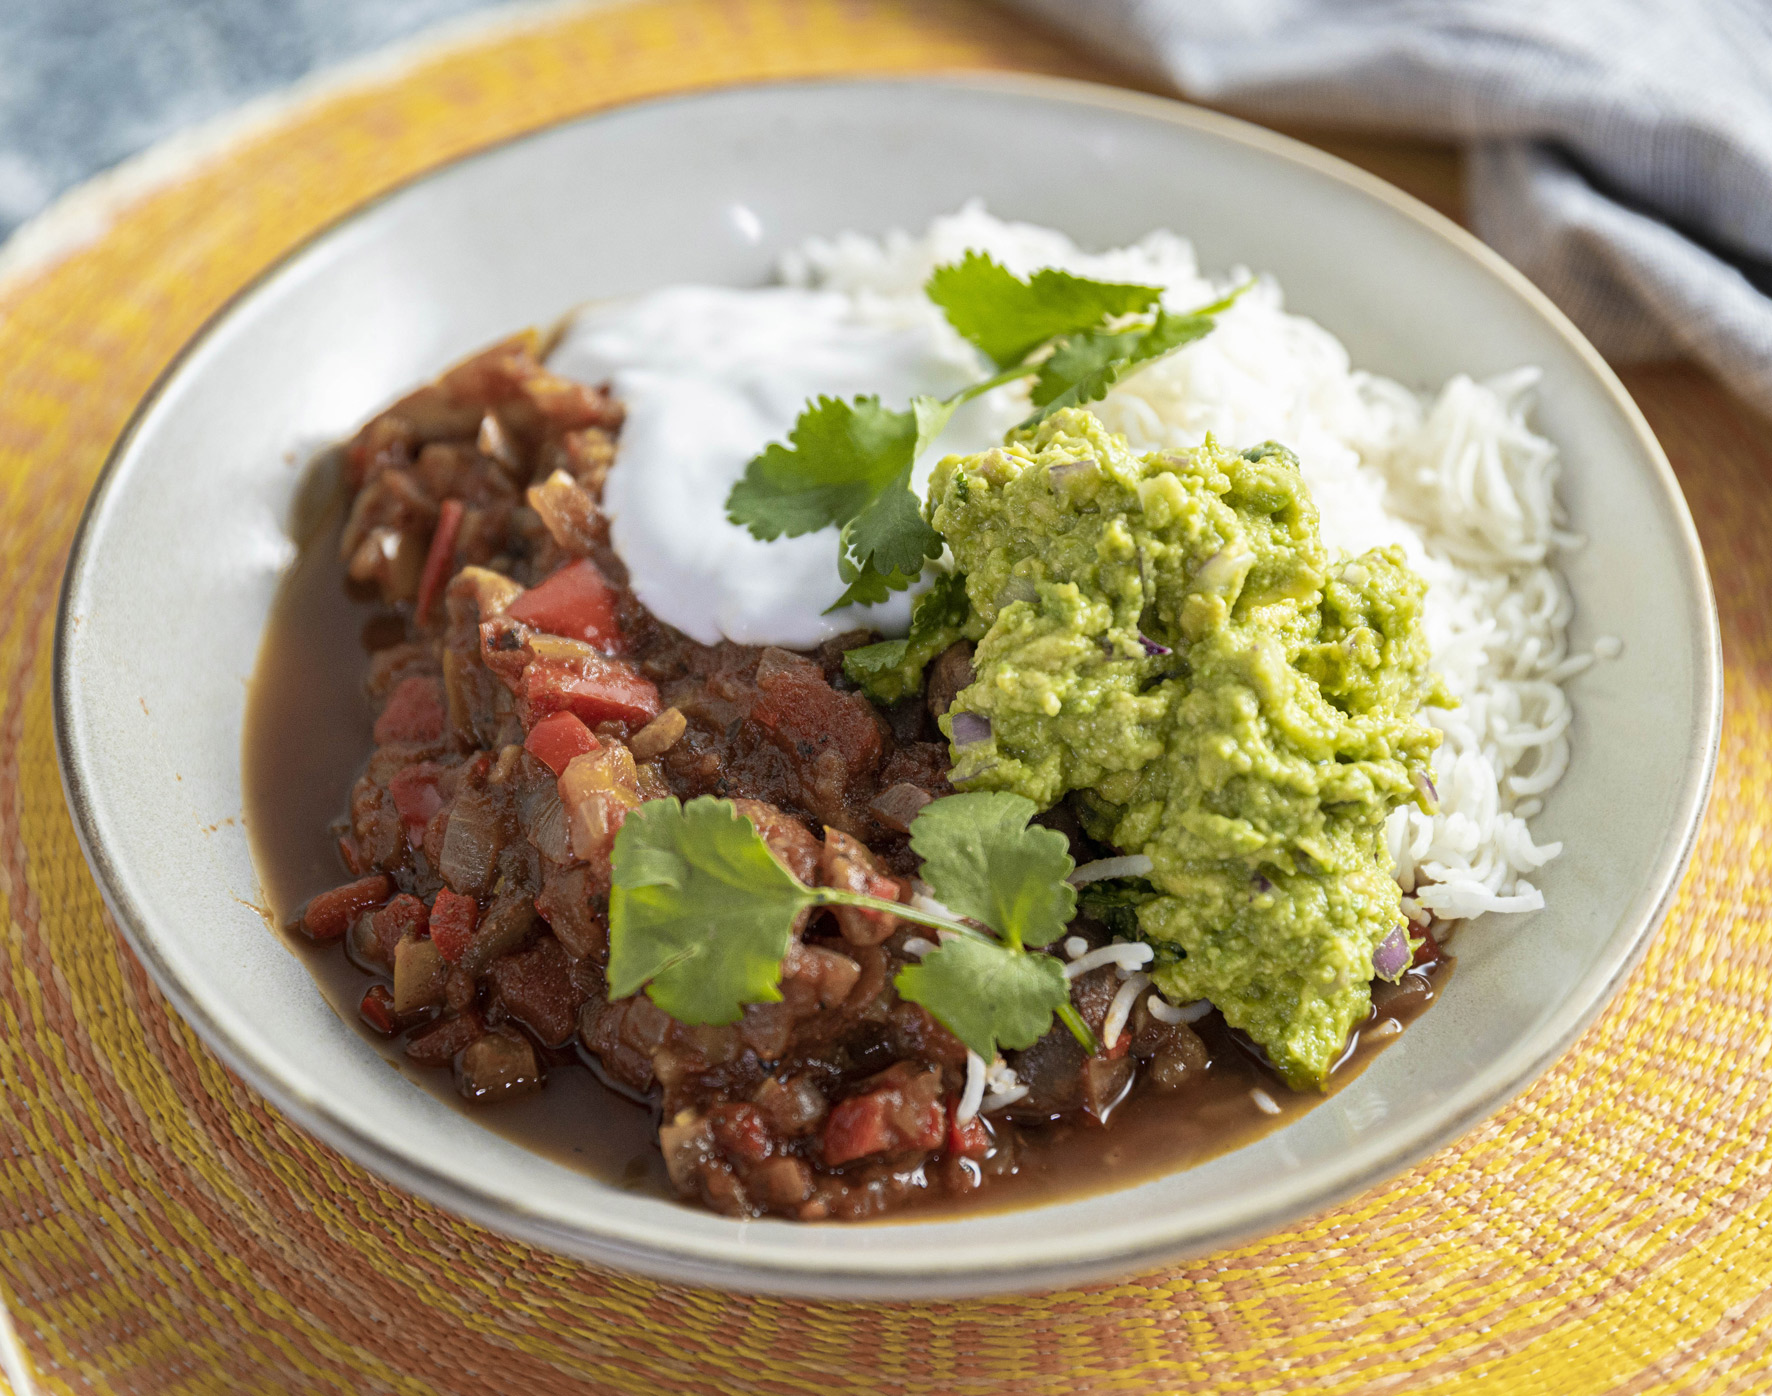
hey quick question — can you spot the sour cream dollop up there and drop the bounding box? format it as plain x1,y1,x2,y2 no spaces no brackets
548,285,1016,647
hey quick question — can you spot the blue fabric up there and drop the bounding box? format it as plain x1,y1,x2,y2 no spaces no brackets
0,0,519,239
1011,0,1772,407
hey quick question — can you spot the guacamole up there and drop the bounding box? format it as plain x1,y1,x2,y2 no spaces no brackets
928,409,1446,1089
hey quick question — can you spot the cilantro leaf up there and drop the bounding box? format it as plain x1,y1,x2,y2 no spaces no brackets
926,251,1162,369
1026,285,1253,426
1026,308,1217,422
727,394,944,610
607,797,813,1024
726,395,917,540
604,790,1095,1061
834,466,942,599
909,792,1076,949
1076,877,1159,942
841,570,971,702
893,933,1070,1060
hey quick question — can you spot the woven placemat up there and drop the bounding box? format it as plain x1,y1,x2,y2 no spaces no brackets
3,1,1767,1391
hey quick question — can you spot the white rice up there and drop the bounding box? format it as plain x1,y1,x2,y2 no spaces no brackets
785,202,1603,935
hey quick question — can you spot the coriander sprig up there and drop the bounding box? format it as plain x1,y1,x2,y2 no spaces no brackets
724,253,1247,609
606,791,1098,1060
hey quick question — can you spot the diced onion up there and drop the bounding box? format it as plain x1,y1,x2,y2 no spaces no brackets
950,711,992,747
1192,541,1254,595
870,782,933,834
1373,925,1411,979
901,936,939,959
439,790,503,894
523,787,572,865
526,469,598,553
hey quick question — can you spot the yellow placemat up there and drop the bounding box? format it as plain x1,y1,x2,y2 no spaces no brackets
2,1,1767,1391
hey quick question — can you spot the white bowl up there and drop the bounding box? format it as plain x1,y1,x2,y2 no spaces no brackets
55,74,1720,1297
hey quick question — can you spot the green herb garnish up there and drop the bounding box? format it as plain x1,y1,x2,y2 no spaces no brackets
606,791,1096,1060
725,253,1246,609
1075,877,1159,942
840,570,969,703
924,250,1162,369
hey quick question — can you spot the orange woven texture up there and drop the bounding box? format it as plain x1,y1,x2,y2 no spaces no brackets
1,1,1767,1391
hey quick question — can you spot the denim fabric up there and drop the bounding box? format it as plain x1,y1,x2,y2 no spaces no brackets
0,0,519,239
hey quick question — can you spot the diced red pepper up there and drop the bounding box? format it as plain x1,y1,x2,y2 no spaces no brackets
523,709,600,775
299,874,393,941
388,763,446,845
429,887,479,964
520,655,660,728
505,559,626,652
415,497,464,625
948,1108,991,1160
373,675,446,745
359,985,399,1035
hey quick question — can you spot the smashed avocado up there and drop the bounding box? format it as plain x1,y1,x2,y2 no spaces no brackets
928,409,1446,1089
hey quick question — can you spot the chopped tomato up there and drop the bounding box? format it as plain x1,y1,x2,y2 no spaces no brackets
822,1094,893,1167
299,874,393,941
822,1073,945,1167
506,559,625,651
751,653,883,778
523,710,600,775
387,763,446,845
370,893,429,964
948,1109,991,1160
359,985,399,1035
373,675,445,745
429,887,479,964
415,498,464,625
520,655,660,728
710,1103,774,1165
1410,924,1440,969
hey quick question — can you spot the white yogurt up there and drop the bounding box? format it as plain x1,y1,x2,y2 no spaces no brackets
548,284,1018,647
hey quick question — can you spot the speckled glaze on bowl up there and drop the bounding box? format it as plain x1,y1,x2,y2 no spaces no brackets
54,74,1719,1298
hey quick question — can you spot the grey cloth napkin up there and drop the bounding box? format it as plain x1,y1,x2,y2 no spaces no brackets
1011,0,1772,409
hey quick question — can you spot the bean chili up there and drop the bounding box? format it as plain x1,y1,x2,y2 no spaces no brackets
249,334,1450,1221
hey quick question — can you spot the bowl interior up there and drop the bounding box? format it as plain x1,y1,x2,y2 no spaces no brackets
56,75,1717,1297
